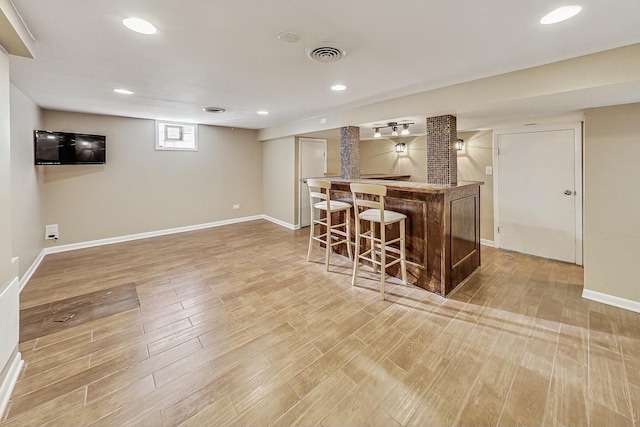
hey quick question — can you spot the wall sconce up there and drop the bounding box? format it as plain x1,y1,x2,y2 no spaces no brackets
373,121,414,138
455,138,464,151
395,142,406,153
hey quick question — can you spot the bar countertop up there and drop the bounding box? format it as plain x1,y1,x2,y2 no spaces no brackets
324,177,484,194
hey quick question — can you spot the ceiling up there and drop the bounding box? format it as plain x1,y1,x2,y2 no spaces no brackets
8,0,640,139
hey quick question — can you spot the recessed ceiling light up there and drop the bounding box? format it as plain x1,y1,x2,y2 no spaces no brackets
202,106,226,113
113,88,134,95
331,84,347,91
540,5,582,24
122,17,158,35
257,111,269,115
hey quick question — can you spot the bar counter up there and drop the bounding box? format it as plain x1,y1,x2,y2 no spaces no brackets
325,178,483,296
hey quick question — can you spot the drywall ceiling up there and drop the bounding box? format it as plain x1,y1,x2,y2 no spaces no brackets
8,0,640,135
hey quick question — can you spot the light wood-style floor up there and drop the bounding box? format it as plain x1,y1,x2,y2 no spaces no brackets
3,219,640,426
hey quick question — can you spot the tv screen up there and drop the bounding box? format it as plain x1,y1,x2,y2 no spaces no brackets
34,130,106,165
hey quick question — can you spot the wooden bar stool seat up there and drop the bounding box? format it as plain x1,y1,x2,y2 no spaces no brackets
350,183,407,300
306,179,353,271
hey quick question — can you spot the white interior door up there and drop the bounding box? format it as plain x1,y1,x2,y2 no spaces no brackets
496,125,582,263
299,138,327,227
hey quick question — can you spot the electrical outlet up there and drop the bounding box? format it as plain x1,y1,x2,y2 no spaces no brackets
45,224,59,240
233,204,240,210
485,166,493,176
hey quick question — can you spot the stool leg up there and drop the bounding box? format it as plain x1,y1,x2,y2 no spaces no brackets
400,219,407,285
380,223,386,300
370,221,377,273
306,208,314,262
345,209,353,261
352,216,360,287
325,212,331,271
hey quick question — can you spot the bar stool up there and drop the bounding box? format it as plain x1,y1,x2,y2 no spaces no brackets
350,183,407,300
306,179,353,270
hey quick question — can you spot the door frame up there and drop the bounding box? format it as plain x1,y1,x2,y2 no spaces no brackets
492,122,583,265
298,138,327,227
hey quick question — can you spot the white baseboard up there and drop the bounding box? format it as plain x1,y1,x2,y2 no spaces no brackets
480,239,495,247
42,215,266,255
19,215,299,293
262,215,300,230
582,289,640,314
20,250,46,292
0,351,23,420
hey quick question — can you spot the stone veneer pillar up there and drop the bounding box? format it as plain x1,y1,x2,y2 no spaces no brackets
340,126,360,179
426,115,457,185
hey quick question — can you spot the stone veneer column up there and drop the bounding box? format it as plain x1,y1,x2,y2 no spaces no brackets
426,115,457,185
340,126,360,179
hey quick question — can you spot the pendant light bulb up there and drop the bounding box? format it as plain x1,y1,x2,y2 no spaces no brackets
401,124,410,135
374,128,381,138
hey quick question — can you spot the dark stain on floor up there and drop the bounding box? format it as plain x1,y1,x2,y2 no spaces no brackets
19,283,139,343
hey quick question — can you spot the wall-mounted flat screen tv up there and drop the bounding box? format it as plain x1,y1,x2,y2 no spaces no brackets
34,130,106,165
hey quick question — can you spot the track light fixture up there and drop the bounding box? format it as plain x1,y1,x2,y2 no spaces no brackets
373,121,414,138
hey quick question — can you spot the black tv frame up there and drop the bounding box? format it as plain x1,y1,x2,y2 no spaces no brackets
34,130,106,165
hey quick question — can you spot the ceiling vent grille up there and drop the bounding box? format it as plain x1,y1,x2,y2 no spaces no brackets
202,106,226,113
306,45,346,63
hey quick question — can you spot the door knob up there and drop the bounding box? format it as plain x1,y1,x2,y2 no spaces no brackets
564,190,573,195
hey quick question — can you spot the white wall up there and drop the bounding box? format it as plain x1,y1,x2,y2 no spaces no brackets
358,136,427,182
326,138,340,176
458,130,494,242
10,85,43,278
262,137,296,227
0,45,14,290
0,49,21,418
584,103,640,304
42,110,263,245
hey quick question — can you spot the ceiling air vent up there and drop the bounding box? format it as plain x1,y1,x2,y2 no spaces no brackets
306,44,346,63
202,106,226,113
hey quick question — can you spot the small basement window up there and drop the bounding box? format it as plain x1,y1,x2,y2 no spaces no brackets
156,121,198,151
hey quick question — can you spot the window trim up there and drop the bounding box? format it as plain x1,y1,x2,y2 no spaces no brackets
155,120,198,151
